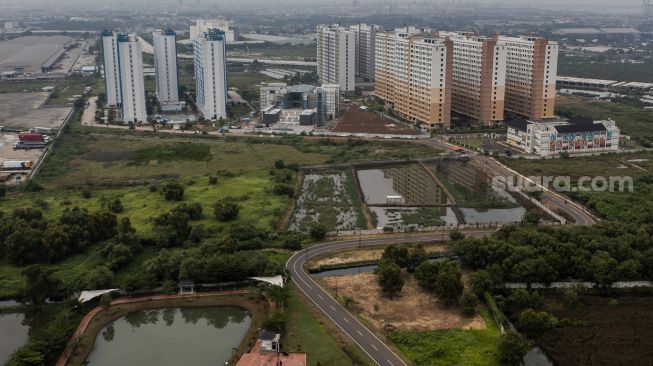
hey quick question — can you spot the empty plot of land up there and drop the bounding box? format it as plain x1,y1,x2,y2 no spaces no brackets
322,273,485,331
333,106,421,135
0,93,70,129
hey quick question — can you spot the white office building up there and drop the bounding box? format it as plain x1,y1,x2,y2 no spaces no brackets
101,30,121,107
350,24,382,81
315,84,340,122
317,24,355,93
117,34,147,123
190,19,238,43
194,29,227,120
506,117,619,156
153,29,179,103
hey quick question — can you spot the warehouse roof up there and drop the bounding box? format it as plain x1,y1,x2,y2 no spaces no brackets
0,36,73,74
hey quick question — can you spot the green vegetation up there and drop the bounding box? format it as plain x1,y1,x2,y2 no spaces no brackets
558,56,653,83
283,284,372,366
229,44,316,61
400,207,446,226
556,95,653,145
46,75,102,105
0,80,59,93
389,309,501,366
502,151,653,223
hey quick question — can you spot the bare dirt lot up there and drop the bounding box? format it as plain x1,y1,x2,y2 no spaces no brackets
0,92,71,129
0,132,45,184
333,106,421,135
308,244,446,269
322,273,485,332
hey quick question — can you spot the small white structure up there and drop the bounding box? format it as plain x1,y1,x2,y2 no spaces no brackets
78,289,119,303
249,275,284,287
259,330,281,353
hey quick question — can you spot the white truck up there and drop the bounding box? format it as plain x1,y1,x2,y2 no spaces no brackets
1,160,33,170
29,127,56,135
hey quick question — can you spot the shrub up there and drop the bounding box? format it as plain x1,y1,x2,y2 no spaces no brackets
163,182,184,201
497,331,531,366
517,309,557,334
149,185,158,192
273,183,294,197
374,260,404,296
449,230,465,241
208,176,218,185
309,222,327,240
82,189,92,199
274,159,285,169
213,198,240,221
108,198,124,213
461,292,478,316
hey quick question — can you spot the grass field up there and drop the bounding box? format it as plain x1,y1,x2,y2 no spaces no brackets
282,284,374,366
228,70,276,93
0,80,60,93
389,309,501,366
555,95,653,144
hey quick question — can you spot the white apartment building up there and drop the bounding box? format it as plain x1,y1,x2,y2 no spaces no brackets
190,19,238,43
117,34,147,123
350,24,382,81
506,117,619,156
153,29,179,104
101,30,121,107
439,32,507,126
194,29,227,120
499,36,558,120
317,24,355,92
375,30,452,128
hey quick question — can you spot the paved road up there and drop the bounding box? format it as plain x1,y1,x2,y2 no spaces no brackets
287,230,496,366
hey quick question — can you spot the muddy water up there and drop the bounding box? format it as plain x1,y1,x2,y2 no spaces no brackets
0,313,30,364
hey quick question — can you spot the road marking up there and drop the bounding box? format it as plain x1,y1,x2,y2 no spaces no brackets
387,360,395,366
343,317,350,323
330,305,336,311
317,294,324,300
371,344,378,351
356,330,363,336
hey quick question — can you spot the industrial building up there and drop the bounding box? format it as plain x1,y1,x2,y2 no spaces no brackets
351,23,382,81
505,117,620,156
374,28,453,128
317,24,356,93
194,29,228,120
259,83,340,126
0,36,74,75
190,19,239,43
153,29,179,104
499,35,558,120
439,32,507,126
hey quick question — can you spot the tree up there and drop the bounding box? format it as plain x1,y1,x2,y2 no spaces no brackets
382,244,411,268
0,185,6,199
435,261,464,305
85,266,114,289
497,331,531,366
517,308,557,334
407,244,428,272
108,198,123,213
414,261,441,290
213,198,240,221
461,292,478,316
469,270,496,297
374,260,404,296
274,159,285,169
309,222,327,240
590,250,618,287
449,230,465,241
163,182,185,201
522,210,541,225
23,265,59,305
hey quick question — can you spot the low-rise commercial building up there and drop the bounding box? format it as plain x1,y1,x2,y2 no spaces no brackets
506,117,619,156
259,83,340,125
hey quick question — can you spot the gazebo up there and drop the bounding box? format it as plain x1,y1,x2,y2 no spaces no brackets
178,279,195,294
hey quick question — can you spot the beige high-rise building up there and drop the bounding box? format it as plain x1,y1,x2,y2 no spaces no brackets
499,36,558,120
375,30,452,128
317,24,356,93
439,32,507,126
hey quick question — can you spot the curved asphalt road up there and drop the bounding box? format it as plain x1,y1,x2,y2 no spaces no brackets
287,231,496,366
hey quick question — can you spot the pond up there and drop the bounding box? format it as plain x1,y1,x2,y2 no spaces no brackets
357,163,527,228
0,313,30,364
86,306,251,366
